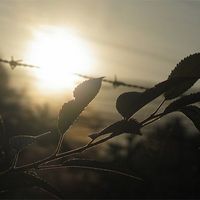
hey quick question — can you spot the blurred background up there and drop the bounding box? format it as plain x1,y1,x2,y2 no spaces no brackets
1,0,200,198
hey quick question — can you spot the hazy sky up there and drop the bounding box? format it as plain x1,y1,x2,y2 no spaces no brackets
1,0,200,78
0,0,200,113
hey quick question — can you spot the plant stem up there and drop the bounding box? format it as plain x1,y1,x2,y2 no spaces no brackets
41,134,115,166
140,99,165,125
14,134,114,172
13,109,167,173
55,134,64,155
14,132,62,171
38,164,144,182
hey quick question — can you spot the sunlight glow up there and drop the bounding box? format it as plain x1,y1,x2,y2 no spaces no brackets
26,26,94,92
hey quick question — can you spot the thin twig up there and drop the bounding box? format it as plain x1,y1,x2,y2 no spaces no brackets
14,134,115,172
14,111,167,172
140,99,165,125
38,164,144,182
41,134,115,166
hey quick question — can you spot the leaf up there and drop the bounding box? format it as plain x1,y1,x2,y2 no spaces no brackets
63,158,143,181
9,135,36,152
165,79,196,100
73,77,103,104
164,53,200,99
9,131,51,153
179,105,200,132
165,93,200,113
116,80,174,119
0,172,62,199
88,119,141,140
58,78,103,135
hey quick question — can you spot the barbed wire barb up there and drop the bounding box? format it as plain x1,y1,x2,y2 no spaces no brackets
0,56,40,70
75,73,149,90
0,56,148,90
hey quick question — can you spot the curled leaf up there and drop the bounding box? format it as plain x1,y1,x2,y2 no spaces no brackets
164,53,200,99
179,105,200,132
116,80,173,119
165,93,200,113
89,119,141,140
58,78,103,135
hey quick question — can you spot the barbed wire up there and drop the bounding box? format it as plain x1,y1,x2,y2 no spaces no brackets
0,56,149,90
75,73,149,90
0,57,40,70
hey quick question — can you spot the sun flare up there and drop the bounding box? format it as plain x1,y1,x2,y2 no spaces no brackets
26,26,94,92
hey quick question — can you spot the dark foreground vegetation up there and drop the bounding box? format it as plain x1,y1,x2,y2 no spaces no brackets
1,53,200,199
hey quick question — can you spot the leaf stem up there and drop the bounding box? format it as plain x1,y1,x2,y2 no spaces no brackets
12,105,168,173
13,134,114,172
41,134,115,166
14,131,63,171
38,163,144,182
140,99,165,125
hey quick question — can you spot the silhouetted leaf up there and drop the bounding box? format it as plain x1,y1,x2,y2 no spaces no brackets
116,80,173,119
0,172,62,199
165,79,196,100
63,158,143,181
9,135,36,152
89,119,141,140
165,93,200,113
58,78,103,135
9,131,51,153
179,105,200,132
164,53,200,99
73,77,103,103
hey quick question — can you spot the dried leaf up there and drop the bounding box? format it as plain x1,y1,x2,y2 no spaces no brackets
88,119,141,140
165,93,200,113
164,53,200,99
58,78,103,135
179,105,200,132
116,80,173,119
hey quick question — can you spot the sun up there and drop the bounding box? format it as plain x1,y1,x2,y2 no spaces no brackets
25,26,94,92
